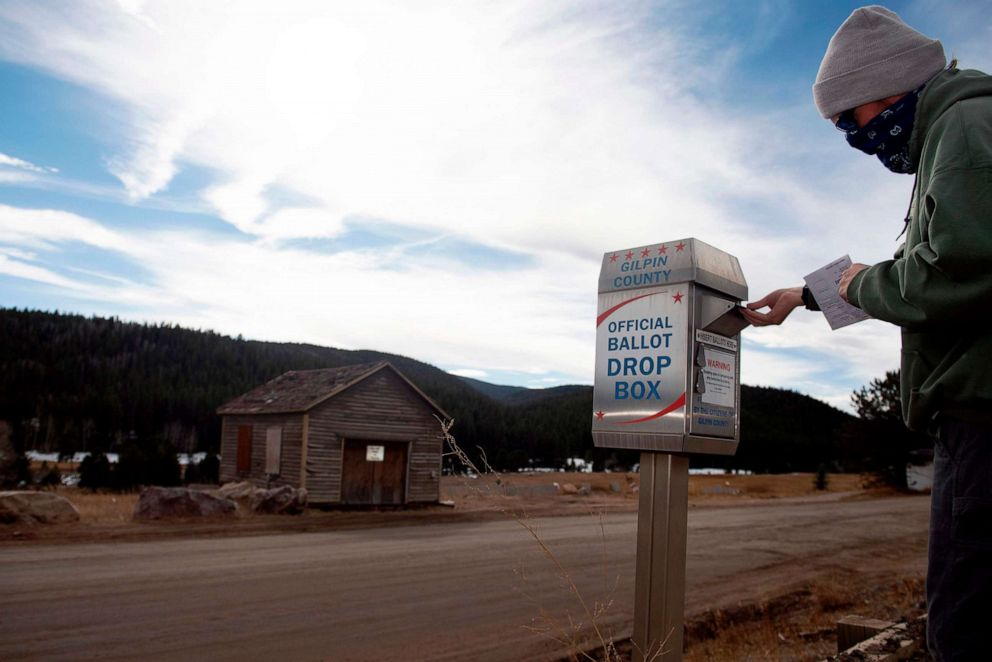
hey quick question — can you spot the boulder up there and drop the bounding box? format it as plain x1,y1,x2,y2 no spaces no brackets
213,482,307,515
0,491,81,525
254,485,307,515
214,481,264,510
133,486,238,520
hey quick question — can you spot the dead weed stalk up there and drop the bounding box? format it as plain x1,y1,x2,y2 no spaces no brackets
438,417,665,661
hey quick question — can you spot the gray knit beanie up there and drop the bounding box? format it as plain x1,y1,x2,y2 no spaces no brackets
813,6,945,119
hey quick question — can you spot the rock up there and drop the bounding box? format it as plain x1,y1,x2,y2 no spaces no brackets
560,482,578,495
0,491,81,524
214,481,254,498
254,485,307,515
215,481,264,510
133,486,238,520
609,481,622,493
214,482,308,514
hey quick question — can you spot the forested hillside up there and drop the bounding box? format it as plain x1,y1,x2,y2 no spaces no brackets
1,308,871,472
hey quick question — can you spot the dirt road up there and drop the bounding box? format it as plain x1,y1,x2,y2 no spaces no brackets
0,494,929,661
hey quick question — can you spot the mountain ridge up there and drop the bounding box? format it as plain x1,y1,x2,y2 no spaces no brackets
0,306,857,472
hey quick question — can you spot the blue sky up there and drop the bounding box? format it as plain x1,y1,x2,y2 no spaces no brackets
1,1,990,409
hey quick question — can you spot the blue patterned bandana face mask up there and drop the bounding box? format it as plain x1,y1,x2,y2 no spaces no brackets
835,84,925,174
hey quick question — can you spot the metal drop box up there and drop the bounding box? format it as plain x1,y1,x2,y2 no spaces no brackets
592,238,747,455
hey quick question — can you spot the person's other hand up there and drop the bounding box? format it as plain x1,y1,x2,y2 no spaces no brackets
742,286,803,326
839,263,869,303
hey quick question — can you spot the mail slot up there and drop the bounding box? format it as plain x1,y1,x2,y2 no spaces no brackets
592,238,747,455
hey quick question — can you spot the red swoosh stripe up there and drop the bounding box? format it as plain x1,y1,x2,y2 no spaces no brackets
596,293,656,327
618,392,686,425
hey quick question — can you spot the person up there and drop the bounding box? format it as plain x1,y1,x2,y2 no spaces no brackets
741,6,992,661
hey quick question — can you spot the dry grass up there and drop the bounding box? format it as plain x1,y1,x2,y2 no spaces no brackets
57,489,138,523
442,471,865,509
687,473,864,500
681,573,926,661
581,572,926,661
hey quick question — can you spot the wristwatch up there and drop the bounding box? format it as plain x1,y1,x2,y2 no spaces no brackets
801,286,820,311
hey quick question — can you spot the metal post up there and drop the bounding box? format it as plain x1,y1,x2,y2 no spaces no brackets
632,451,689,662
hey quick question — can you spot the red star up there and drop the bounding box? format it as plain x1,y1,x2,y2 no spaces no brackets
672,291,684,303
609,253,618,263
594,411,605,420
657,245,667,255
640,247,651,258
624,251,634,260
675,241,686,252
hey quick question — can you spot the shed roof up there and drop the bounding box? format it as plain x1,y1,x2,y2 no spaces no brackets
216,361,449,418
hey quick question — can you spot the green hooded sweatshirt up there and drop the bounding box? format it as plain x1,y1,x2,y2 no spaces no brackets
848,67,992,431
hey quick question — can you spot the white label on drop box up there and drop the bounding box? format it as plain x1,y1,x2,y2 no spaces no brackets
696,329,738,351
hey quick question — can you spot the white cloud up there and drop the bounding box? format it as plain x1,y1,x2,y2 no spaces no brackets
0,203,596,377
0,171,34,184
0,253,83,290
0,0,816,254
0,204,132,252
449,368,488,379
0,152,58,174
0,246,38,261
0,1,951,398
254,207,347,240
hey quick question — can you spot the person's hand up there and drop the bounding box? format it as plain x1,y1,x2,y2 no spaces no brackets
742,286,803,326
839,263,869,303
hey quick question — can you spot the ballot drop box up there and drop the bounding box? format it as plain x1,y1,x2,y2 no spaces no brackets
592,238,747,661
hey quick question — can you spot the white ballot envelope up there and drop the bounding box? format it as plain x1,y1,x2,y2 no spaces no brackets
803,255,871,330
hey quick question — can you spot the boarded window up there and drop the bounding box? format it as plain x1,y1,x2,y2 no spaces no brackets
237,425,252,472
265,426,282,475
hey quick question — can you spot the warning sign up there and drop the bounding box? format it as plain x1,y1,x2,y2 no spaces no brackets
698,346,735,408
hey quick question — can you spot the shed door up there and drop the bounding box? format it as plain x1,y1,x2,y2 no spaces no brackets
341,440,408,505
237,425,253,473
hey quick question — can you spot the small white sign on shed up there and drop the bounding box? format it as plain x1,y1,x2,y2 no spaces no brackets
366,445,385,462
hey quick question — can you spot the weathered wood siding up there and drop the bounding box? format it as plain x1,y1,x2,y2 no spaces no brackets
219,413,304,488
306,368,442,504
305,431,342,503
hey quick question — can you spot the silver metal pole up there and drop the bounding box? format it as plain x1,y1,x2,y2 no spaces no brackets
632,451,689,662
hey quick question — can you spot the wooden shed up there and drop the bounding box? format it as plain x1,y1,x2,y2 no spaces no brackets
216,362,448,506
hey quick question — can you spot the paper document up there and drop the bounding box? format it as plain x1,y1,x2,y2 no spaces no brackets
697,345,736,407
803,255,871,330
